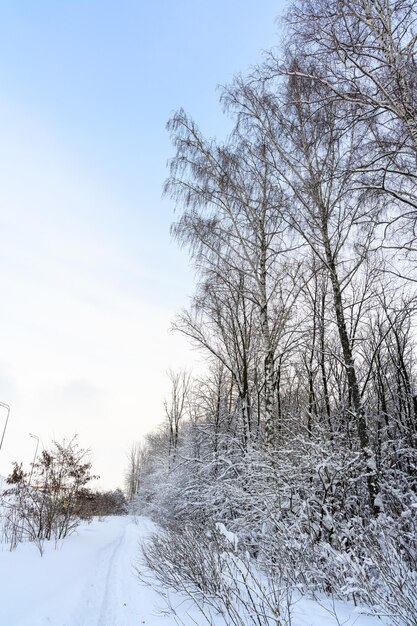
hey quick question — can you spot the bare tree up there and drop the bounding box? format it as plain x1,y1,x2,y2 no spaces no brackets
223,55,385,508
164,369,191,461
167,115,302,445
283,0,417,263
125,442,147,501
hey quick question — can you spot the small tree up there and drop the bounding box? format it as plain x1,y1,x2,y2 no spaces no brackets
3,436,98,548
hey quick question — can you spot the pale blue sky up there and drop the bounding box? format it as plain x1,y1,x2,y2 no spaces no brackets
0,1,284,487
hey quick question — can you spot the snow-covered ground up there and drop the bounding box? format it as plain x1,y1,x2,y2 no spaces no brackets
0,516,173,626
0,516,390,626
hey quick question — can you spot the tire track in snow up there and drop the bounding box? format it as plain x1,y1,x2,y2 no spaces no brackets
74,518,144,626
96,520,131,626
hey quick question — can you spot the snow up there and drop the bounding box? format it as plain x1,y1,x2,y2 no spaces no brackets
0,516,180,626
0,515,390,626
215,521,239,550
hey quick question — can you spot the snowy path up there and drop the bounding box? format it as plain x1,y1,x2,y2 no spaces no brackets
0,516,188,626
0,515,390,626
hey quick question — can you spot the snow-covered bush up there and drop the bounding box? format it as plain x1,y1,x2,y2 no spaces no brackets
338,516,417,626
140,522,293,626
132,408,417,623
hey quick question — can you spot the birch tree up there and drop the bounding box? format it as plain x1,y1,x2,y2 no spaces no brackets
284,0,417,261
167,113,301,445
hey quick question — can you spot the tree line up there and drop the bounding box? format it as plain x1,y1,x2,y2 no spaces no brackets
128,1,417,623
